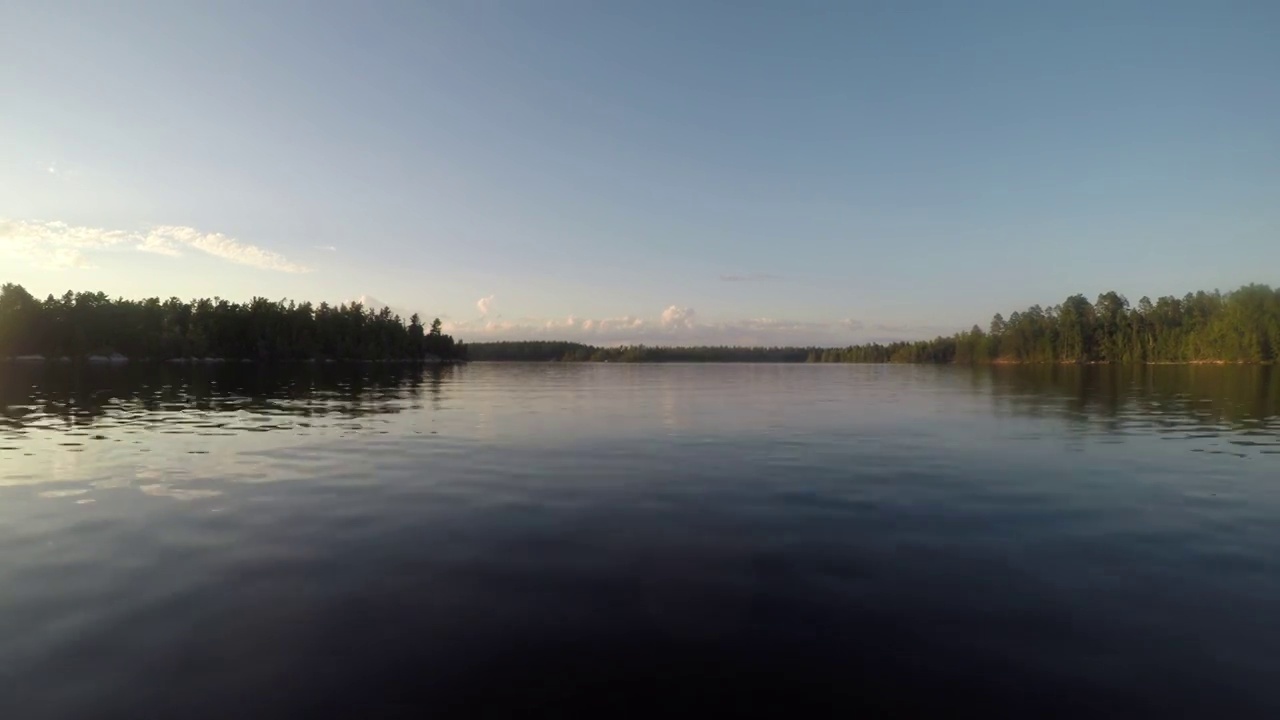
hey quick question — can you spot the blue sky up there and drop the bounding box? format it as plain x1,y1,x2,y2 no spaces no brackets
3,1,1277,345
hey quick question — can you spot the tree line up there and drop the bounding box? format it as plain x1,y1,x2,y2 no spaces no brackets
950,284,1280,364
468,284,1280,364
5,282,1275,364
0,284,464,362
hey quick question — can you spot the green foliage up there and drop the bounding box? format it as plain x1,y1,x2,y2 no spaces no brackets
956,284,1280,364
0,284,463,362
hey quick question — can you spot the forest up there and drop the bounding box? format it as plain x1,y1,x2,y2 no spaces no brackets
0,284,463,362
469,284,1280,364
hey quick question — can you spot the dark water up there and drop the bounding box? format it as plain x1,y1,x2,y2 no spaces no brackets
2,363,1279,718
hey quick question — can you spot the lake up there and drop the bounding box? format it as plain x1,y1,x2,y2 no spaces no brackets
2,363,1279,717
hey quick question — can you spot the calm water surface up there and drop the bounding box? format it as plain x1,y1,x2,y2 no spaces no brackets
2,363,1279,717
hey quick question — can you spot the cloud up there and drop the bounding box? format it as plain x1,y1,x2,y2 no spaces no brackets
719,273,783,282
476,295,496,316
660,305,696,329
0,218,129,269
0,217,311,272
353,295,390,313
136,233,182,257
440,305,951,347
314,245,338,252
142,226,311,273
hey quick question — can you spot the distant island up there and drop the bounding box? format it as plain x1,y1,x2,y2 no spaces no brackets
0,284,464,363
468,284,1280,364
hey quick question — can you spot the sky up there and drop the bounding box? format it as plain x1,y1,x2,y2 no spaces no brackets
2,0,1277,346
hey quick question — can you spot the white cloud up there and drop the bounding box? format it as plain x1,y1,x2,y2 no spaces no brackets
136,233,182,257
347,296,426,321
477,294,495,316
353,295,390,312
314,245,338,252
0,217,311,273
0,218,129,269
660,305,696,329
146,226,311,273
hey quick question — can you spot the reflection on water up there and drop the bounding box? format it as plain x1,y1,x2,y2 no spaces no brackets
982,365,1280,455
986,364,1279,426
2,363,1279,498
0,363,449,428
1,363,1279,716
6,363,1276,455
0,364,452,491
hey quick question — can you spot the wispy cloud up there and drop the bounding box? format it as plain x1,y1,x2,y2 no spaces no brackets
136,233,183,257
476,294,495,315
0,218,311,272
0,219,128,269
719,273,783,282
314,245,338,252
138,226,310,272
